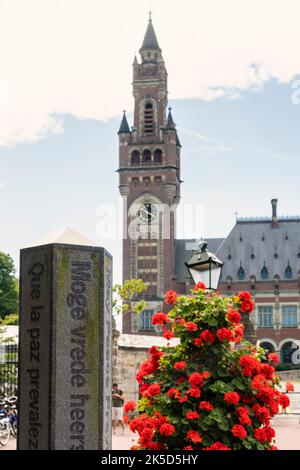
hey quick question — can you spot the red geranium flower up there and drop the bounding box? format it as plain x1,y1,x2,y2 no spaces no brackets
286,383,295,393
199,401,214,411
179,395,188,404
187,387,201,398
238,291,255,313
224,391,240,406
183,445,194,450
202,371,211,379
165,290,178,305
200,330,215,344
163,328,175,340
227,309,241,325
174,361,187,371
188,372,203,387
124,401,136,414
187,430,202,443
186,322,198,332
194,337,204,346
231,424,247,440
186,411,200,420
217,328,234,342
148,383,161,397
152,312,168,325
268,353,279,365
194,281,206,291
204,442,231,451
167,388,180,399
159,423,175,437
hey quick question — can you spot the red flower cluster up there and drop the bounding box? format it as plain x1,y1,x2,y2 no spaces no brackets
200,330,215,344
268,353,279,365
254,426,275,444
187,387,201,398
231,424,247,440
199,401,214,411
217,328,234,342
163,328,175,340
167,388,180,399
186,322,198,332
174,361,187,371
152,312,168,325
204,442,231,451
187,430,202,443
148,383,161,397
188,372,203,387
236,407,252,426
238,291,254,314
252,404,270,424
159,423,176,437
239,354,259,377
165,290,178,305
224,392,240,406
194,282,206,291
186,411,200,420
227,309,241,325
124,401,136,414
286,383,295,393
232,324,244,343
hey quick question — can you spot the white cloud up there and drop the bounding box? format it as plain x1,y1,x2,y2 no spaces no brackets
0,0,300,147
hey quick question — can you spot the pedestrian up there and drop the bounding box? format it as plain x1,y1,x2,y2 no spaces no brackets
112,383,125,434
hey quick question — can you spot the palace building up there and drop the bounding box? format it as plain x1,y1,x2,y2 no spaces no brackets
116,16,300,400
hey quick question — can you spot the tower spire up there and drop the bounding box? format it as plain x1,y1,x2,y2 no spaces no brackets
118,111,131,135
140,13,161,52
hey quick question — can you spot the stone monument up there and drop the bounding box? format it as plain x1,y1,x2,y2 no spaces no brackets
18,228,112,450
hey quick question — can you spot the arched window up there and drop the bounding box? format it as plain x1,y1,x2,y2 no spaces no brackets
261,264,269,280
142,149,152,164
237,264,245,281
131,150,140,165
155,177,161,187
154,149,163,163
260,342,275,355
144,103,155,135
285,264,293,279
281,342,297,365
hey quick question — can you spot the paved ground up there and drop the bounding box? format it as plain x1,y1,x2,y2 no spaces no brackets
1,416,299,450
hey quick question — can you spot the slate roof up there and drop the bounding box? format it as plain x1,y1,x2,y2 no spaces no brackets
118,112,131,135
174,238,225,282
216,219,300,282
140,17,161,51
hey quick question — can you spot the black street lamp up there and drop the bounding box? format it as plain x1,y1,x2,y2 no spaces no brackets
186,241,224,290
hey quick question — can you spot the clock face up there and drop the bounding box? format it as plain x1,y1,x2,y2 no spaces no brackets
138,203,157,223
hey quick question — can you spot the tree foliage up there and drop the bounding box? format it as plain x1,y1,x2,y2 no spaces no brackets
113,279,148,317
0,252,19,320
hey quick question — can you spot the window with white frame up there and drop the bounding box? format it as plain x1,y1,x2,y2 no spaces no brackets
257,306,274,327
282,305,298,328
140,310,155,331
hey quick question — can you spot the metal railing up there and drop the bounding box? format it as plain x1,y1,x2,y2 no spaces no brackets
0,341,18,397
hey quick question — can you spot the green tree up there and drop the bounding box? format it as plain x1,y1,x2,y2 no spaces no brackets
0,252,19,320
113,279,148,318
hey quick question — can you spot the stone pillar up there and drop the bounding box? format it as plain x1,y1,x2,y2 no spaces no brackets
18,229,112,450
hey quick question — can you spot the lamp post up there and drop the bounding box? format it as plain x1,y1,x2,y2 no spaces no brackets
186,241,223,290
186,241,257,344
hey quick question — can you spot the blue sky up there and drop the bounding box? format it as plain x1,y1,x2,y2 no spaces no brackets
1,1,300,284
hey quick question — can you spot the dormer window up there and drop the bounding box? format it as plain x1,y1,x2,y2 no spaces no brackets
285,263,293,280
237,264,245,281
261,264,269,280
144,103,155,135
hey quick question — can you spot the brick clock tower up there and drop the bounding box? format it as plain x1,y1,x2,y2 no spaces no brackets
118,15,182,335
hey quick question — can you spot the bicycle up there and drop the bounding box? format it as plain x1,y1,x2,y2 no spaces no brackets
0,395,18,446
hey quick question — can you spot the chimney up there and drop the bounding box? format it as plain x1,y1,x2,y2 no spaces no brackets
271,199,278,228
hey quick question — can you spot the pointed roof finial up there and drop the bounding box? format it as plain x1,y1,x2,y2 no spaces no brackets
166,107,176,129
118,111,131,135
140,13,161,51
